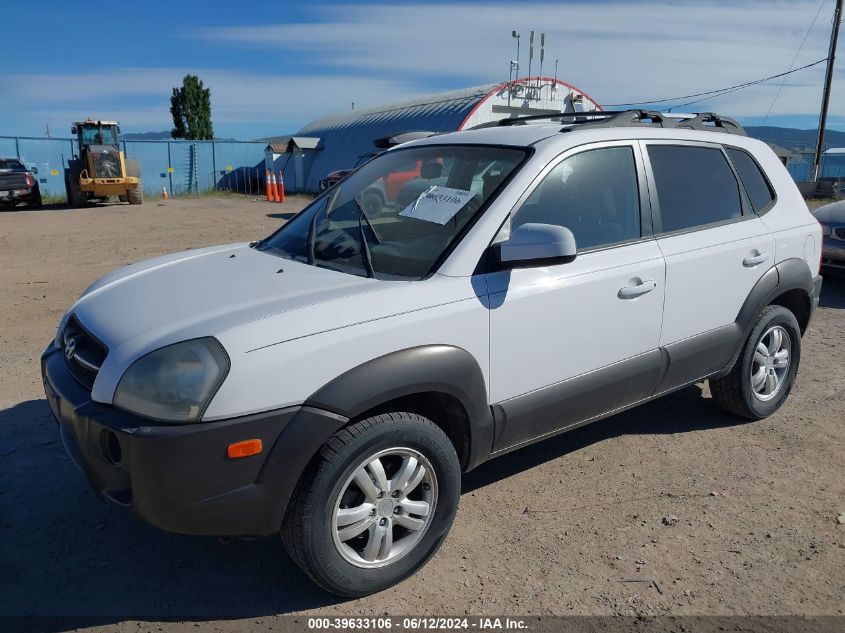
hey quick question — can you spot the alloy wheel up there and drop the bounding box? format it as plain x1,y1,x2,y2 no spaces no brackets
750,325,791,402
331,447,438,568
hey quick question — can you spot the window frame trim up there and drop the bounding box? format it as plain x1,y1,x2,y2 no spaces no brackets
722,144,778,216
490,139,654,260
640,139,753,238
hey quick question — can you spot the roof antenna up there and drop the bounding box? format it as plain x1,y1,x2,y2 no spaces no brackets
528,30,534,91
538,33,545,89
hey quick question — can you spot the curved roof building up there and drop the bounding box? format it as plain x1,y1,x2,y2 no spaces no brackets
282,77,600,192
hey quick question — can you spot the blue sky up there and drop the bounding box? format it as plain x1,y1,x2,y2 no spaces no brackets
1,0,842,139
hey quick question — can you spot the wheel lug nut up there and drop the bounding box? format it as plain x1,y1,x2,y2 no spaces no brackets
379,518,387,526
393,507,401,514
392,490,400,498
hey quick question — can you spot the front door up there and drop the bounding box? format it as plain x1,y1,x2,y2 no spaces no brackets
487,143,666,453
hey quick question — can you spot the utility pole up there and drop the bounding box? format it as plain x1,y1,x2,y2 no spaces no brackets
813,0,842,182
509,30,521,107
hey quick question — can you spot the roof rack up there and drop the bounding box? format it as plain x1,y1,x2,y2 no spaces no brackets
475,109,746,136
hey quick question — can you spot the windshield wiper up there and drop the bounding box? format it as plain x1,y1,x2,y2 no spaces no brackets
357,210,376,278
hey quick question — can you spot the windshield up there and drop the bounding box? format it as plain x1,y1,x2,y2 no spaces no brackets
81,126,118,146
258,145,526,280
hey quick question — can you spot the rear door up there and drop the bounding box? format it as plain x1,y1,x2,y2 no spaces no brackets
642,141,775,392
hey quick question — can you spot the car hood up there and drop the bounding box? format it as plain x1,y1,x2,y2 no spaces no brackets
64,243,390,393
813,200,845,223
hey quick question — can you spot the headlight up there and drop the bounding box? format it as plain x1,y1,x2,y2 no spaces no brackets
114,338,229,422
821,224,832,237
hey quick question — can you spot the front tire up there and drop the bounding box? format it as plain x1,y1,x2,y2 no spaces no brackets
282,412,460,597
127,186,143,205
710,305,802,420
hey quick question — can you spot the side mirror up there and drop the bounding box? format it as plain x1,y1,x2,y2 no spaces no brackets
71,126,77,135
497,223,577,267
30,166,38,175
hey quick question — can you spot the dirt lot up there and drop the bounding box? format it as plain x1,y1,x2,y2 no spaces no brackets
0,195,843,629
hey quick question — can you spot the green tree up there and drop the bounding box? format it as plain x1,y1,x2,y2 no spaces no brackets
170,74,213,140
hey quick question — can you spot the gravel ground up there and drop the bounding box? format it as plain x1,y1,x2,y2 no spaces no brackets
0,195,843,630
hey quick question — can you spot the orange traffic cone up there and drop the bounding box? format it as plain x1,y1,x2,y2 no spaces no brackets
270,172,279,202
278,171,285,204
161,186,169,200
265,170,272,201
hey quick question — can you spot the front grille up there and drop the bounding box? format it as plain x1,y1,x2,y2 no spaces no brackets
834,227,845,241
62,316,108,390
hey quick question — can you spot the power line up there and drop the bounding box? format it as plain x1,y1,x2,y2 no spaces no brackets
762,0,827,126
603,57,828,108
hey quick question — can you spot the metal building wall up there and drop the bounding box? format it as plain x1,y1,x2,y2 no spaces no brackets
1,136,266,199
289,78,602,193
293,85,493,193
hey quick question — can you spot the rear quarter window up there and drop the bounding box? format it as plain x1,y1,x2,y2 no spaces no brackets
647,145,743,233
725,147,775,213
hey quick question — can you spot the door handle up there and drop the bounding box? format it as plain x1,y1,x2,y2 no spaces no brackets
618,279,657,299
743,251,769,267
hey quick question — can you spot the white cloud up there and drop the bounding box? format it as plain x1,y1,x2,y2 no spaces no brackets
0,69,426,136
196,0,843,120
2,0,841,137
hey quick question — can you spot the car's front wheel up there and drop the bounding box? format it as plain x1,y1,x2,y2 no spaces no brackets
710,305,802,419
282,412,460,596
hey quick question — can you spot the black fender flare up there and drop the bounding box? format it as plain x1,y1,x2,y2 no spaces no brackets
259,345,493,531
716,257,813,377
305,345,494,470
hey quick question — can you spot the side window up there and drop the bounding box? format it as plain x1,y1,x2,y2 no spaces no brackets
726,147,775,213
647,145,742,233
512,146,641,251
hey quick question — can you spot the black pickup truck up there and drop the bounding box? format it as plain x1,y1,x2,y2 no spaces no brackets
0,158,42,208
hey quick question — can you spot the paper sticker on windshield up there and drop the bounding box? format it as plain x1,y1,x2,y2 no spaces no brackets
399,186,476,225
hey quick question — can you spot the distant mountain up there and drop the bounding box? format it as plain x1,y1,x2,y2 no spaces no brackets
745,126,845,153
122,131,171,140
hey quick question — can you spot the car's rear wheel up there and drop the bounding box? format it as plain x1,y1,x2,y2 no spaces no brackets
710,305,801,420
281,412,460,597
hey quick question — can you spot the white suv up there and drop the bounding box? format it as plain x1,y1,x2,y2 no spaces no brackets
42,111,822,596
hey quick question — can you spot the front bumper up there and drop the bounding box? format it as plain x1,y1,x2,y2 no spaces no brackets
79,176,139,195
821,236,845,268
41,341,346,536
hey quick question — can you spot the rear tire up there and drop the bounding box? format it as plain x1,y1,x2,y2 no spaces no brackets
127,187,143,205
118,194,128,203
282,412,460,597
709,305,801,420
29,188,43,209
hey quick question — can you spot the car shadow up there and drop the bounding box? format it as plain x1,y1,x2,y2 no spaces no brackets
0,383,745,626
463,384,743,493
819,272,845,308
0,399,340,628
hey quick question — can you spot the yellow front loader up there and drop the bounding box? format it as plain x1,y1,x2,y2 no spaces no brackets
65,119,143,207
